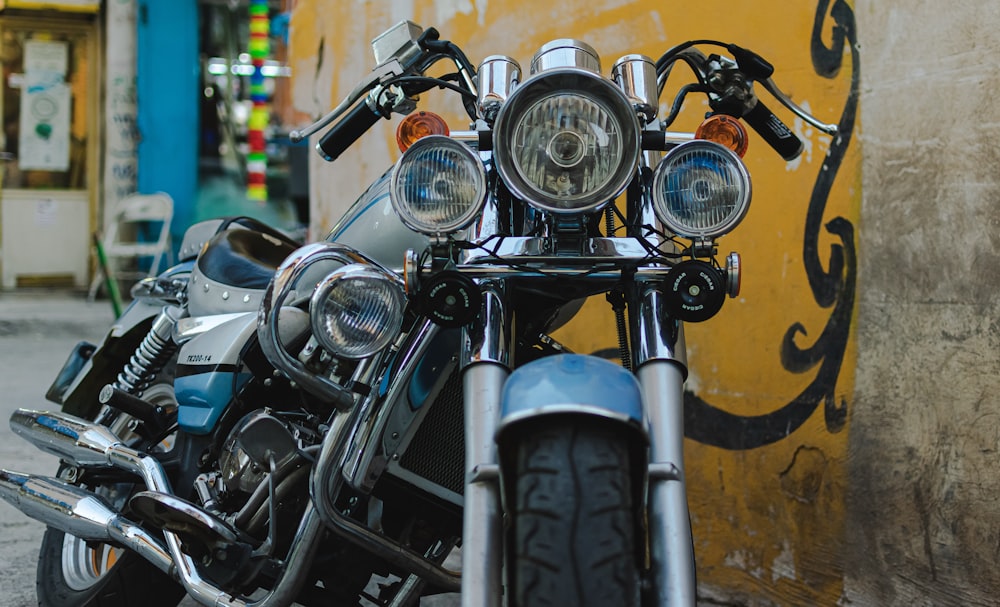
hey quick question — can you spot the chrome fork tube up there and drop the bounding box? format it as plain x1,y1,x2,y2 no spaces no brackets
633,286,696,606
459,280,511,607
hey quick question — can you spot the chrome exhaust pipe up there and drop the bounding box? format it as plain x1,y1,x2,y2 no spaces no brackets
10,409,122,466
10,409,169,499
7,408,330,607
0,468,116,539
0,469,174,575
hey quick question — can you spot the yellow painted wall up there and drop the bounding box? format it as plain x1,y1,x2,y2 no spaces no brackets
290,2,859,603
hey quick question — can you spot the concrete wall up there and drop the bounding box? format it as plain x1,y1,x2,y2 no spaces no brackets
288,0,1000,605
848,0,1000,605
103,0,138,212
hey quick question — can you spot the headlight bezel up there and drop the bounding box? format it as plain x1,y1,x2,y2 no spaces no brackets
492,67,641,215
309,263,406,360
390,135,487,235
651,139,753,240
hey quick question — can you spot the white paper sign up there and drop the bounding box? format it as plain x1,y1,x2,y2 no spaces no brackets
24,39,68,79
34,198,57,227
19,80,71,171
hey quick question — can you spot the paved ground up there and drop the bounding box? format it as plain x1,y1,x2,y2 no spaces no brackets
0,290,459,607
0,290,116,607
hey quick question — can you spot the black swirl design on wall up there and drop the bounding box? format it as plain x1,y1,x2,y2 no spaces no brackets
683,0,859,450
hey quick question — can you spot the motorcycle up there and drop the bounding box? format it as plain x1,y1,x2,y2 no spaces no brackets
0,20,836,607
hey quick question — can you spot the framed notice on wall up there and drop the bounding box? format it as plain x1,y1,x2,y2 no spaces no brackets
19,81,71,171
18,39,71,171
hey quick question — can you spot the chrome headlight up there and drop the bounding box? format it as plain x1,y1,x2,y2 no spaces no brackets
493,69,640,214
651,140,752,239
390,135,486,235
310,263,405,359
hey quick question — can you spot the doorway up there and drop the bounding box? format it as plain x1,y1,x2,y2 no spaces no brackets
0,15,97,289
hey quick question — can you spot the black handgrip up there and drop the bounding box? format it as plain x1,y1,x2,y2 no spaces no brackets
743,98,803,161
316,100,384,162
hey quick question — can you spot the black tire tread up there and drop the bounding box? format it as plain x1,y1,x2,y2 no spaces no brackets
511,418,640,607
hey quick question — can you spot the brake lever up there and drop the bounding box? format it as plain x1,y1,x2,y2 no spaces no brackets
290,58,406,143
759,77,839,136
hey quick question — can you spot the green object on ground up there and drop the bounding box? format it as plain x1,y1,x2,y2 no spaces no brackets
92,233,123,318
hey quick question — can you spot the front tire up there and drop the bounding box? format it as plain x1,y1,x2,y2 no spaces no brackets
509,418,641,607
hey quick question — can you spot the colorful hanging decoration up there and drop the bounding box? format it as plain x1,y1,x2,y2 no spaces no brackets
247,0,270,203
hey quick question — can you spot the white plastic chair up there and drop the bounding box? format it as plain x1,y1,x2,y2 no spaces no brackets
88,192,174,300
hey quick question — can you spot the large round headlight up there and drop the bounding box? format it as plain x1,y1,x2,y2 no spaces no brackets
493,69,640,214
390,135,486,235
310,264,405,359
651,140,752,239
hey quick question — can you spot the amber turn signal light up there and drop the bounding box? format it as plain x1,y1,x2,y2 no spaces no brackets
695,114,749,158
396,111,450,152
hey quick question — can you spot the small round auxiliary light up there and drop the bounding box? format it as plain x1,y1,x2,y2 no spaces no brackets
695,114,749,158
396,111,450,152
651,139,752,239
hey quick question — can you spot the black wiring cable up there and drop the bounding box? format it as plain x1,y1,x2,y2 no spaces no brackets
418,34,476,82
658,53,709,87
447,227,683,280
654,39,731,75
443,40,476,80
660,82,710,128
414,52,451,73
654,39,743,119
414,38,479,119
387,75,478,101
383,72,478,120
638,223,690,260
602,206,685,260
655,44,712,127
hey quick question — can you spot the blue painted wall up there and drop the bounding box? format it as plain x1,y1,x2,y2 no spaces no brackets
136,0,199,248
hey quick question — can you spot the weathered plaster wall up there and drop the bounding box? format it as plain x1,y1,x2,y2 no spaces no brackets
847,1,1000,605
289,2,862,605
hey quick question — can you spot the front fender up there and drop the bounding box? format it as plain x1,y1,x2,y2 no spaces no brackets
494,354,650,548
496,354,647,441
